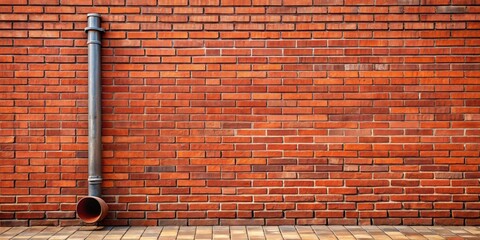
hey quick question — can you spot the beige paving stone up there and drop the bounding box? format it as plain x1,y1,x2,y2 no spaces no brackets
447,226,478,239
280,225,301,240
49,227,80,240
84,226,112,240
212,226,229,240
295,226,319,240
464,226,480,236
0,227,28,240
10,226,45,239
195,226,212,240
378,226,409,240
230,226,248,240
66,228,93,240
346,226,373,240
263,226,283,240
102,226,129,240
121,226,146,240
0,228,11,235
329,226,356,240
177,226,195,240
428,226,457,239
361,226,392,240
246,226,265,240
311,226,338,240
410,226,445,240
392,227,424,240
159,226,179,240
140,226,163,240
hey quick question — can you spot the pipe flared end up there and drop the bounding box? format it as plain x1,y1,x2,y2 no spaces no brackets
76,196,108,224
85,13,105,33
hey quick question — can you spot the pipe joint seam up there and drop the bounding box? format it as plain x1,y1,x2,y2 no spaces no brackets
87,40,102,45
84,26,105,33
88,176,103,184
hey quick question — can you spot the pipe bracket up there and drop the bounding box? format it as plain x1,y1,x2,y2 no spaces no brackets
84,26,105,33
88,176,103,184
86,40,102,45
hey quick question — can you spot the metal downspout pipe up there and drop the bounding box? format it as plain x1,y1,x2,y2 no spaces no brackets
76,13,108,224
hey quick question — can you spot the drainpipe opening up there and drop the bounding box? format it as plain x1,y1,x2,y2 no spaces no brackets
77,196,109,224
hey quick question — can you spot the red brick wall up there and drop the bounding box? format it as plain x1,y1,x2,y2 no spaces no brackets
1,0,480,226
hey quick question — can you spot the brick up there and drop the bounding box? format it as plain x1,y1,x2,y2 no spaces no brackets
221,0,251,5
284,0,311,5
158,32,188,39
436,6,466,13
191,0,219,5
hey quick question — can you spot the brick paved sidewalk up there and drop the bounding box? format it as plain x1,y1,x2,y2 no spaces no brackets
1,226,479,240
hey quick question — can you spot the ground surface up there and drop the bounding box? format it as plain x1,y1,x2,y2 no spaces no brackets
1,226,480,240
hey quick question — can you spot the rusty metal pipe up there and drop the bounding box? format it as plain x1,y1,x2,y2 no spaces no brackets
76,13,108,224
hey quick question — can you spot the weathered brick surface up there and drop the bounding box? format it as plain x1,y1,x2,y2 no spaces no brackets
0,0,479,226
